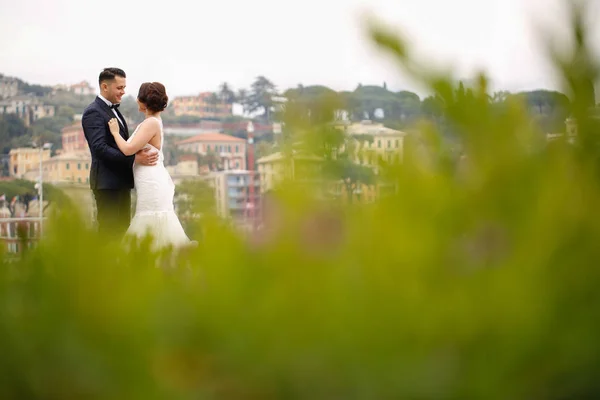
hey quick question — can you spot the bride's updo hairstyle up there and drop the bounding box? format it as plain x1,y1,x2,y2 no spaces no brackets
138,82,168,112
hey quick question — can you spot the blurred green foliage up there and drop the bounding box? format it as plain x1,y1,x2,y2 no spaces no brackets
2,2,600,398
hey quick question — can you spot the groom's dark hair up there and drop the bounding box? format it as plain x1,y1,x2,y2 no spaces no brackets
99,67,126,85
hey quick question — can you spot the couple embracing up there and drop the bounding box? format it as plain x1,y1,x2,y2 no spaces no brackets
82,67,195,249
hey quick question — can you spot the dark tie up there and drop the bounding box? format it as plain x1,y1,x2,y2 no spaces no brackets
110,103,120,109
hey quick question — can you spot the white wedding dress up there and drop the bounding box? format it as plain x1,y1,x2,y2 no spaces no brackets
125,117,193,249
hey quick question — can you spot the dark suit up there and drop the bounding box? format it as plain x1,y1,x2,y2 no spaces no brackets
82,96,134,236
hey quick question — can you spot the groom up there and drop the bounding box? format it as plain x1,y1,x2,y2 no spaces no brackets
82,67,158,236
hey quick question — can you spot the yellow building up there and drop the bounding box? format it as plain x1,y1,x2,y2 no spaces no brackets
42,152,92,185
339,120,406,171
171,92,232,119
9,147,52,178
257,151,322,193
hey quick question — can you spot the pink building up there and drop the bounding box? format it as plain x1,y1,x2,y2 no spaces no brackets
62,123,89,153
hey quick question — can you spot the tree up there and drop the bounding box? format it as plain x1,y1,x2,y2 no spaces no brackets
56,105,75,119
0,115,29,153
491,91,510,104
198,149,221,171
28,116,72,151
236,88,249,114
175,179,215,217
247,76,277,122
421,95,444,120
0,179,72,217
175,179,215,238
219,82,236,105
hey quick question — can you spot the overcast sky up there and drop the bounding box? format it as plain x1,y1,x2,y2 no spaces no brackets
1,0,598,99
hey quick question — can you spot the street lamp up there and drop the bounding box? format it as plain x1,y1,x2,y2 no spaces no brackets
33,141,53,238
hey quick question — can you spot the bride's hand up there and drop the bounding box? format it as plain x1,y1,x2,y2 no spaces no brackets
108,118,120,136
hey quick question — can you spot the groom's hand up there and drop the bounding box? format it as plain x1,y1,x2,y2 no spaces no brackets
135,147,159,166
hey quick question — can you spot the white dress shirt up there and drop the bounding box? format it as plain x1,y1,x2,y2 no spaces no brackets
98,94,124,127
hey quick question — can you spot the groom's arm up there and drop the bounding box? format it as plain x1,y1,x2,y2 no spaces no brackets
82,109,134,165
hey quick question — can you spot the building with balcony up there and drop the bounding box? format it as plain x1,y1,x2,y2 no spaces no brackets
210,170,261,231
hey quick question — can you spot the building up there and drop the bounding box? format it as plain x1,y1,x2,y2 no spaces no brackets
175,132,247,171
339,120,407,171
211,170,261,231
171,92,232,119
69,81,94,96
9,147,52,179
62,121,89,153
0,76,19,99
0,95,55,126
40,152,92,185
256,151,322,193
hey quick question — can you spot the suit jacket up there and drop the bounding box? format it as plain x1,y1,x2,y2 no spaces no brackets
82,97,135,190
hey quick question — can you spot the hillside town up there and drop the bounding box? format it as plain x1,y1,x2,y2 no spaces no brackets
0,71,591,254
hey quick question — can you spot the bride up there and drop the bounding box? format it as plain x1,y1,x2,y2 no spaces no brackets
108,81,194,249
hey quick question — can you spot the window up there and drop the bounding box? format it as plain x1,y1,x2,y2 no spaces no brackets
395,140,399,148
235,145,239,153
377,140,381,148
85,163,89,169
66,163,70,170
77,163,81,170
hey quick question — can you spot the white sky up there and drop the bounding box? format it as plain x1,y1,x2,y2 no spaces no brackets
1,0,598,99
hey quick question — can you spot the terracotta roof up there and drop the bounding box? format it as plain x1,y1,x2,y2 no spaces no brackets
176,132,246,145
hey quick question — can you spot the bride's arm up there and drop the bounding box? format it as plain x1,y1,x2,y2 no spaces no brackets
108,118,158,156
